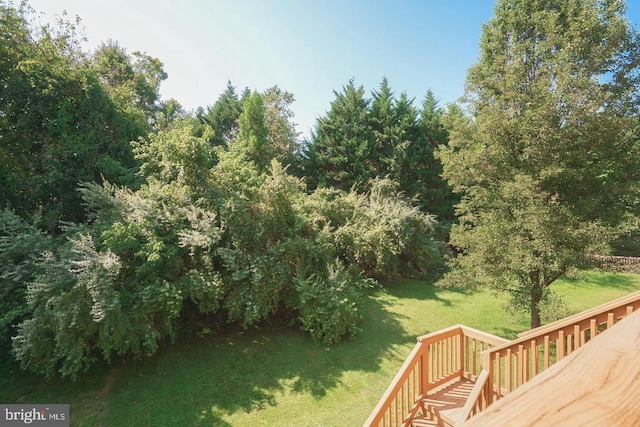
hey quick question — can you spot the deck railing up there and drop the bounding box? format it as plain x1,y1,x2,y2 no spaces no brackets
458,289,640,425
364,325,508,427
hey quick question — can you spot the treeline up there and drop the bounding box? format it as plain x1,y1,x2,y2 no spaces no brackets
0,2,455,378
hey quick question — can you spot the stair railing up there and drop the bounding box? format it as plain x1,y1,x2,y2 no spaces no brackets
458,289,640,425
364,325,508,427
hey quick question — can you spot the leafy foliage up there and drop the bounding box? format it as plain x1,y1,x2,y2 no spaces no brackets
302,179,442,281
302,78,457,220
437,0,640,327
0,4,166,232
1,3,448,380
6,110,443,378
296,263,374,344
197,81,244,147
0,210,52,354
303,80,374,192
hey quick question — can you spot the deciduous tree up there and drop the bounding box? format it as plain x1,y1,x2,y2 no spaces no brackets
438,0,640,328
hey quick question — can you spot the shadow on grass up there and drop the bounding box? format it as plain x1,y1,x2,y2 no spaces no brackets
384,278,469,308
562,270,640,290
98,290,412,426
0,279,481,426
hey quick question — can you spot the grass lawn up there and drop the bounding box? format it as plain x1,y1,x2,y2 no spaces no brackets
1,270,639,426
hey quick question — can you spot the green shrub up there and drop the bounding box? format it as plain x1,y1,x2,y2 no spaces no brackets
296,263,376,344
10,122,444,379
302,179,442,281
0,209,53,354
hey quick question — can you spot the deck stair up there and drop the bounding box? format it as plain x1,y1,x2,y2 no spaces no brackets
364,289,640,427
417,377,476,426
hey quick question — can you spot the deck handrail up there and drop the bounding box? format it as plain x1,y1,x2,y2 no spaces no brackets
364,325,508,427
478,290,640,411
517,289,640,339
455,368,490,427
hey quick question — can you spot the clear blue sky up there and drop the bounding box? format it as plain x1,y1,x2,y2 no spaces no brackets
27,0,640,138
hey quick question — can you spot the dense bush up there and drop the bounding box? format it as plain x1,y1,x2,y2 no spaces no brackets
296,263,376,344
302,179,442,281
9,119,443,379
0,210,53,354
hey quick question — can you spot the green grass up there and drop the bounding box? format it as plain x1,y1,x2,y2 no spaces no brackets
1,271,639,426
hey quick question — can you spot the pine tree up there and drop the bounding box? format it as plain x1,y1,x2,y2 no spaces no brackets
400,91,457,220
304,80,373,191
198,81,243,147
369,77,398,179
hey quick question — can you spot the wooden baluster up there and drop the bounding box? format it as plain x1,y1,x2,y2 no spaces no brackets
505,348,512,393
420,352,428,400
473,339,477,375
457,334,463,375
607,312,614,328
452,336,456,374
574,325,581,350
430,342,434,383
557,330,565,360
400,379,404,424
518,344,529,387
441,339,446,378
391,396,396,426
495,352,502,400
440,340,445,379
531,339,538,377
544,335,550,369
448,336,453,375
464,336,469,375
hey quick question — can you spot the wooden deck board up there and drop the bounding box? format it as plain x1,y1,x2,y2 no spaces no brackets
422,378,475,426
464,309,640,426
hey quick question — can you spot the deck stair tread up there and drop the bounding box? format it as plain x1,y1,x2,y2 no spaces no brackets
410,415,441,426
421,378,476,426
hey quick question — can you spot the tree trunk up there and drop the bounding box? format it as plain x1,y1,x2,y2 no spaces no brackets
529,270,543,329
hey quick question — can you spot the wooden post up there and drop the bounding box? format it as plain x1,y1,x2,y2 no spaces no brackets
420,346,428,399
505,348,512,393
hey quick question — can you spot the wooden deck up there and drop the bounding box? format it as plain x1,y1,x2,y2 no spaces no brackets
365,290,640,427
463,309,640,426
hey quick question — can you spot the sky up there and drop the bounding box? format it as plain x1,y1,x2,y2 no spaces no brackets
25,0,640,139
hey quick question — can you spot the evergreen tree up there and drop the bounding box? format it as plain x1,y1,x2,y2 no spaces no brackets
198,81,243,147
398,91,457,220
369,77,398,179
304,80,373,191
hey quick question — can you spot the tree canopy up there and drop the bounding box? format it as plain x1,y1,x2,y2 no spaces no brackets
4,0,639,380
437,0,640,327
302,78,457,220
0,3,166,232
